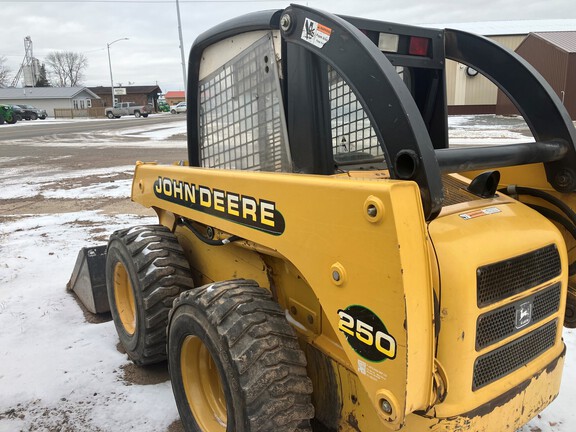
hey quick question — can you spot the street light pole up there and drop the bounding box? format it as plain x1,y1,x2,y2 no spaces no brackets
107,38,129,108
175,0,187,94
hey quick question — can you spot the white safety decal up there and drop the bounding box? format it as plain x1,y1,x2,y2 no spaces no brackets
301,18,332,48
459,207,501,220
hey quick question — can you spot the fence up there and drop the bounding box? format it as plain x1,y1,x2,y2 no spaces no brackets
53,107,106,119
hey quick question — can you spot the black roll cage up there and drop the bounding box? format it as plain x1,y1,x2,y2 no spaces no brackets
187,4,576,220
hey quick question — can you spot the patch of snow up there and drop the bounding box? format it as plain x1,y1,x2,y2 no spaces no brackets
0,212,180,432
0,165,134,200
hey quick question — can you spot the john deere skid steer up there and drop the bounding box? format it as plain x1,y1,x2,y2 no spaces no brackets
103,4,576,431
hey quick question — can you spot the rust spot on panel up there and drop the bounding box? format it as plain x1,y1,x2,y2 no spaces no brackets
347,412,361,432
459,346,565,419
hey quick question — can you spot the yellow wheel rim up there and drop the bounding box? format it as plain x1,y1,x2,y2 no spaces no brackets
113,262,136,335
181,335,227,431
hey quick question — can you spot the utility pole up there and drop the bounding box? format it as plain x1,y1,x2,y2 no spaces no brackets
107,38,129,108
176,0,187,95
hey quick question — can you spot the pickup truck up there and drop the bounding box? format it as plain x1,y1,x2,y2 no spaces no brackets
105,102,151,119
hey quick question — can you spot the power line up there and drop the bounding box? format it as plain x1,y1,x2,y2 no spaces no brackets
0,0,284,3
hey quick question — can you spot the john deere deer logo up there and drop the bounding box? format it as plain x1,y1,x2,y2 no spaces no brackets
515,301,533,329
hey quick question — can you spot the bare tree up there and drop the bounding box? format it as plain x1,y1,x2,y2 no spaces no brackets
45,51,88,87
0,56,11,87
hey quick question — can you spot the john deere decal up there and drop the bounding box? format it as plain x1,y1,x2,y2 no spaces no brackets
153,176,285,235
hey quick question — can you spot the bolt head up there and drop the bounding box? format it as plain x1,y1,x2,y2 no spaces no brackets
380,399,392,414
332,270,341,282
280,14,292,31
367,204,377,218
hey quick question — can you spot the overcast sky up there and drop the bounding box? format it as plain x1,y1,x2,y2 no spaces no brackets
1,0,576,93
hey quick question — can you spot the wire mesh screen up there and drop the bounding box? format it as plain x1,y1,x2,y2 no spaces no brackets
328,66,386,165
199,34,291,172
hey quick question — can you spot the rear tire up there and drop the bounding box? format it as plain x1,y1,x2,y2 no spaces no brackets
168,279,314,432
134,111,141,118
31,113,38,120
106,225,194,365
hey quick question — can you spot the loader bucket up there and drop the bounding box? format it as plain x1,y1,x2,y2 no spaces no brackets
67,245,110,314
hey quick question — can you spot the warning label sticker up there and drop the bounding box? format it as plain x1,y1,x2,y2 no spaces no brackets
301,18,332,48
459,207,501,220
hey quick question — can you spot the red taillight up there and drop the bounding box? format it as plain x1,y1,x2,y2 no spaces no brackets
409,36,430,56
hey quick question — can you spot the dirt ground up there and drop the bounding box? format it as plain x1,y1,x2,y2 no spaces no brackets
0,127,187,432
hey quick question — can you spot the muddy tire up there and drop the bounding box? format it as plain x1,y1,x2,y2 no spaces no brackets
168,279,314,432
106,225,194,365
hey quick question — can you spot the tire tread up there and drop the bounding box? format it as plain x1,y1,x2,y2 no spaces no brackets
109,225,193,365
171,279,314,431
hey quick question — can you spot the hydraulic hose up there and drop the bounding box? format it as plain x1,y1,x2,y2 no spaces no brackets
178,217,241,246
526,204,576,276
502,185,576,228
501,186,576,276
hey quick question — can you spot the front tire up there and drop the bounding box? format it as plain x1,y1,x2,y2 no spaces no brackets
106,112,115,119
168,279,314,432
106,225,194,365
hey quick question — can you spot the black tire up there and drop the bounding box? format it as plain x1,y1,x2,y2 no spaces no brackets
106,225,194,365
0,114,4,125
168,279,314,432
565,287,576,328
106,111,115,119
134,110,141,118
31,113,38,120
143,114,149,118
7,116,16,124
39,115,46,120
171,109,176,114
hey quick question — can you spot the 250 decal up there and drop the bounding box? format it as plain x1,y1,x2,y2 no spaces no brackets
338,306,397,362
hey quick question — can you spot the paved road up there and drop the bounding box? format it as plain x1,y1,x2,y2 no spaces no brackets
0,114,188,216
0,113,185,141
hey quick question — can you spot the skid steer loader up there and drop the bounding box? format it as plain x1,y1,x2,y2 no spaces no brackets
101,4,576,431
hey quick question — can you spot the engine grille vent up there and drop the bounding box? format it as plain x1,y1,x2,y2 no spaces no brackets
477,245,561,307
473,320,557,390
476,283,561,350
442,175,478,207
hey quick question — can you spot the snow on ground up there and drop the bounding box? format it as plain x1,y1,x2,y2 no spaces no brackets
1,115,576,431
0,165,134,200
0,212,180,432
448,114,535,146
8,118,188,149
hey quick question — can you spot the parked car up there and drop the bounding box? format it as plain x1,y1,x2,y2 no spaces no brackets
10,105,25,121
16,104,48,120
170,101,187,114
0,104,18,124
